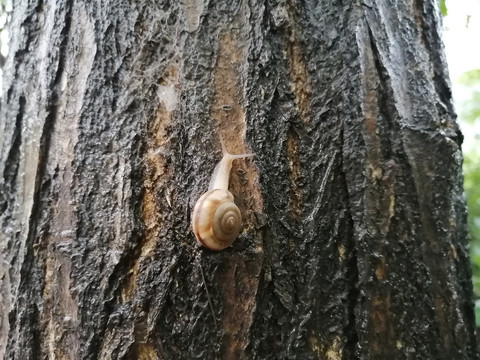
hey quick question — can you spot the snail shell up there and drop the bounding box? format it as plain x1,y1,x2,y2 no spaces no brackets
192,189,242,250
191,136,253,250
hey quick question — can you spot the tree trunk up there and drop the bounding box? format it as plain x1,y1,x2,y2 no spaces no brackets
0,0,477,359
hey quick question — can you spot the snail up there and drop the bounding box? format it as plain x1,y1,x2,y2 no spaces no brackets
192,136,253,250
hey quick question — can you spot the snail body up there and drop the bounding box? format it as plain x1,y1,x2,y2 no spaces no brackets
192,137,253,250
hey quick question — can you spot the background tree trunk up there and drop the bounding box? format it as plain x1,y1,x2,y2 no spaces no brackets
0,0,477,359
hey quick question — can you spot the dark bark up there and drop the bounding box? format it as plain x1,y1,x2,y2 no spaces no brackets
0,0,476,359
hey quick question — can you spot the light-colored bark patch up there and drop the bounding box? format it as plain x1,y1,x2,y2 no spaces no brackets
357,17,397,353
219,255,262,360
179,0,205,33
210,5,263,358
211,20,262,229
285,2,311,124
125,63,179,301
137,343,160,360
286,129,302,220
42,252,79,360
309,334,343,360
39,4,96,358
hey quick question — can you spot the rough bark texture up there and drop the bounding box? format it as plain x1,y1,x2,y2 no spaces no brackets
0,0,477,359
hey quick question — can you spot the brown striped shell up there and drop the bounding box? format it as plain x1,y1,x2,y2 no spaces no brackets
192,189,242,250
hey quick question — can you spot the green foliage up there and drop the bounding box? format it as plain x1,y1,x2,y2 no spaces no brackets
457,64,480,327
440,0,448,16
466,150,480,261
475,302,480,327
459,69,480,87
466,150,480,325
460,67,480,324
460,92,480,124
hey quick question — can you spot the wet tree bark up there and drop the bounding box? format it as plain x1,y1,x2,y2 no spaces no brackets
0,0,477,359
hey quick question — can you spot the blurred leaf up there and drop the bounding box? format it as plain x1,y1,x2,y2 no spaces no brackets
474,277,480,300
475,304,480,326
459,69,480,86
458,69,480,124
466,149,480,296
440,0,448,16
459,92,480,124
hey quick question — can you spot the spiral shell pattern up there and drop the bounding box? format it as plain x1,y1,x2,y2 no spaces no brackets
192,189,242,250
